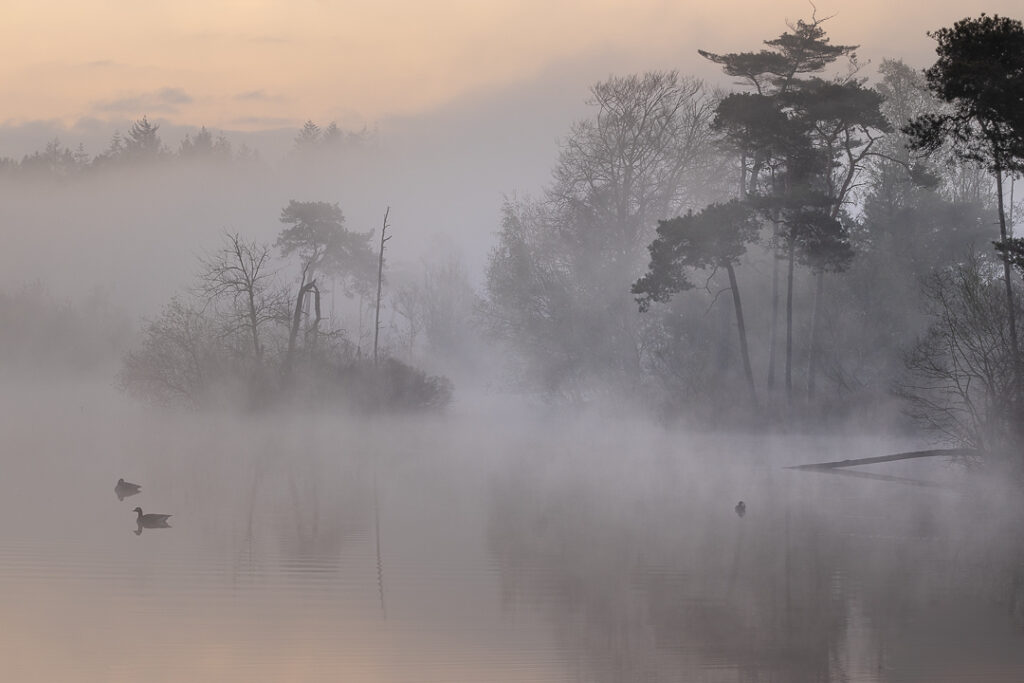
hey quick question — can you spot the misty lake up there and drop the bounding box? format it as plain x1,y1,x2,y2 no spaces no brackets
2,381,1023,682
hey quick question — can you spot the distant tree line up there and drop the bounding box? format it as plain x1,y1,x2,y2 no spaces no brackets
0,116,376,180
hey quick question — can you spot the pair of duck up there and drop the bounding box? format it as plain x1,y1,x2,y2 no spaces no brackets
116,478,172,531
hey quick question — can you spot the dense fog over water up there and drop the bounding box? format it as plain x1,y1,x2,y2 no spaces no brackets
4,7,1024,682
2,382,1024,681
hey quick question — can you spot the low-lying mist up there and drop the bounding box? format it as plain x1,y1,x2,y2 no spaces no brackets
1,378,1022,681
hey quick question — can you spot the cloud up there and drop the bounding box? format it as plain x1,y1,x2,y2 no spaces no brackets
234,90,287,103
156,87,192,104
93,88,193,114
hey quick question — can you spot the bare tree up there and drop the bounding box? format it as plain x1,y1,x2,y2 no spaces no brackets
552,71,723,265
119,298,218,408
897,254,1021,457
485,72,726,397
197,232,281,362
373,208,390,366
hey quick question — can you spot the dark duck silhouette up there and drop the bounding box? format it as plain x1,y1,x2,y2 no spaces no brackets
734,501,746,518
133,507,172,528
115,478,141,501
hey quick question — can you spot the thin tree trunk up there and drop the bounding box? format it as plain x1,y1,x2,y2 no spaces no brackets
786,238,795,405
807,270,825,401
725,262,756,407
996,168,1021,405
373,208,391,367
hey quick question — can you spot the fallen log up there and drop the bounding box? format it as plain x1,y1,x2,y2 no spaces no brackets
790,467,951,488
785,448,978,471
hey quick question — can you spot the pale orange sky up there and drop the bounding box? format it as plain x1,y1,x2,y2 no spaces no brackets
4,0,1023,130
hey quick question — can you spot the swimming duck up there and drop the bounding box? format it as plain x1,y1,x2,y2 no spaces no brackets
734,501,746,518
133,507,172,528
115,478,141,501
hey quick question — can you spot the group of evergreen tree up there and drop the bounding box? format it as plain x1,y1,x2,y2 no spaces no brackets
290,119,377,157
0,116,374,180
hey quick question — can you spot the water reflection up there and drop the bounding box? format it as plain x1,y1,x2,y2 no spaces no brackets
133,520,171,535
0,398,1022,682
485,433,1024,682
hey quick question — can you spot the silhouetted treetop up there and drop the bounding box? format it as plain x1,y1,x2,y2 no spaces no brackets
294,120,321,150
905,14,1024,172
925,15,1024,118
125,116,164,162
762,18,857,75
179,126,232,160
276,200,376,290
699,18,857,92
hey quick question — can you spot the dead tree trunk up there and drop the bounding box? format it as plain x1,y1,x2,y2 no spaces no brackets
373,207,391,367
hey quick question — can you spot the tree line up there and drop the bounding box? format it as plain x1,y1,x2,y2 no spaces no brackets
4,12,1022,454
483,13,1024,463
0,116,376,180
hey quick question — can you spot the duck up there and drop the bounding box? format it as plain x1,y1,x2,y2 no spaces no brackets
115,478,141,501
734,501,746,518
133,507,172,528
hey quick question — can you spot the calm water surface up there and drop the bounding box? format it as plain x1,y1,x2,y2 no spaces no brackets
1,382,1023,682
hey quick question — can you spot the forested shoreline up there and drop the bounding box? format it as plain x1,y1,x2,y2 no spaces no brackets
2,14,1023,468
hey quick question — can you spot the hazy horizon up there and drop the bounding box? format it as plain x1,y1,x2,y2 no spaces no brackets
6,2,1023,313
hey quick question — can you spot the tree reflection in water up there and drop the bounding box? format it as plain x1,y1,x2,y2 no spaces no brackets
486,441,1024,682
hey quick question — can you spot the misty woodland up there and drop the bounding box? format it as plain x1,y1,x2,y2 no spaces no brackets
9,8,1024,681
5,15,1024,467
